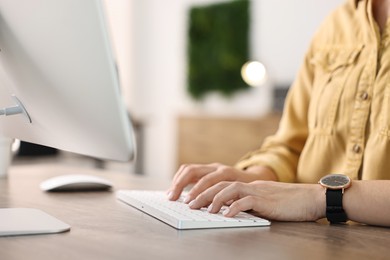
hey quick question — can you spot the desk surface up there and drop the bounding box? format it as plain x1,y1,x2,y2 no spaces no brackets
1,164,389,260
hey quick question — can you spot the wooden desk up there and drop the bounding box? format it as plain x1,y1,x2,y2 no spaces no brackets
1,164,389,260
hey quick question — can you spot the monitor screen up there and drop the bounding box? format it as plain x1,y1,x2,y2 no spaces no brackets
0,0,135,162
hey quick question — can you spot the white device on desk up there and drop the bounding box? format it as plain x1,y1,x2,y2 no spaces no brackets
0,208,70,236
0,0,136,236
117,190,271,230
40,174,113,192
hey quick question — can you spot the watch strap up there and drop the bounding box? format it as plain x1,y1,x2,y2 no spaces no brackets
325,189,348,223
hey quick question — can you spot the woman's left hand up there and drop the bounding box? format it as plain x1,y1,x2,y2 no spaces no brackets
188,180,325,222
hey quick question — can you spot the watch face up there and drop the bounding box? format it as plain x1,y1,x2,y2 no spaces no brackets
319,174,351,189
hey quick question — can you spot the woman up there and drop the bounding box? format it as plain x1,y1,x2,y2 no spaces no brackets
168,0,390,227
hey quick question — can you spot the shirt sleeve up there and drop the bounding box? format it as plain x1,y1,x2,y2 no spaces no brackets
235,44,315,183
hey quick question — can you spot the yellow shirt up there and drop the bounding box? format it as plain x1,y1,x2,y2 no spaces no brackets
235,0,390,183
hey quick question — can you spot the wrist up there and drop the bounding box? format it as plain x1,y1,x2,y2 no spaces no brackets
318,174,352,223
313,184,326,220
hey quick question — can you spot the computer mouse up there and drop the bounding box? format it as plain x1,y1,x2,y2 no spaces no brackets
40,174,113,192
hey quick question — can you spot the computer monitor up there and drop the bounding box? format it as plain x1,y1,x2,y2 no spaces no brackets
0,0,135,166
0,0,136,236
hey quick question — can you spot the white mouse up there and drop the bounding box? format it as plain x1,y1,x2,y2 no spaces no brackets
40,174,113,192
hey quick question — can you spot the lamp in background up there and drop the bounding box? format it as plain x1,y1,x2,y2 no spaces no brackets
241,61,267,87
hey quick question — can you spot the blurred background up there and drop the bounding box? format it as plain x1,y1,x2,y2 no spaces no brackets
13,0,341,179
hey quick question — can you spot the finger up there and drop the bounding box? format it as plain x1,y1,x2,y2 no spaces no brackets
167,164,188,196
168,165,215,201
171,164,186,184
166,164,187,195
187,163,236,201
225,199,234,206
171,163,208,184
207,182,247,213
188,181,231,209
185,167,236,203
222,196,258,217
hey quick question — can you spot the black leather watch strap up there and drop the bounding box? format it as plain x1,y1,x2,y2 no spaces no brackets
325,189,348,223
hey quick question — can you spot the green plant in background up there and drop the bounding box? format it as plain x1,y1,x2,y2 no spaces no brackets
188,0,250,100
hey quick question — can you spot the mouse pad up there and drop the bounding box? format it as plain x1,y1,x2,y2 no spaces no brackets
0,208,71,236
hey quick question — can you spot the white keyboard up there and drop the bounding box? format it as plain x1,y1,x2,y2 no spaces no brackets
117,190,271,230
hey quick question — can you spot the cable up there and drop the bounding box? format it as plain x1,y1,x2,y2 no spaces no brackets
0,105,23,116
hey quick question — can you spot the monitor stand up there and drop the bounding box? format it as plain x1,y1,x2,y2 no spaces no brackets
0,135,12,178
0,137,71,236
0,208,71,236
0,95,32,177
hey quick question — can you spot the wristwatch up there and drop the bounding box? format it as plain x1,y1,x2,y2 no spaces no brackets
318,174,352,224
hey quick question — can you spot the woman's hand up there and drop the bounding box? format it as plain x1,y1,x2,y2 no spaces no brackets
167,163,277,203
188,180,325,222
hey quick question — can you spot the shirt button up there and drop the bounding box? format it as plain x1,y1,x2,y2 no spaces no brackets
360,92,369,100
352,144,361,153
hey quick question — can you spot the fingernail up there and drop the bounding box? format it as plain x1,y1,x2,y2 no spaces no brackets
167,191,174,200
222,208,230,216
188,200,196,208
184,195,191,204
207,204,213,212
